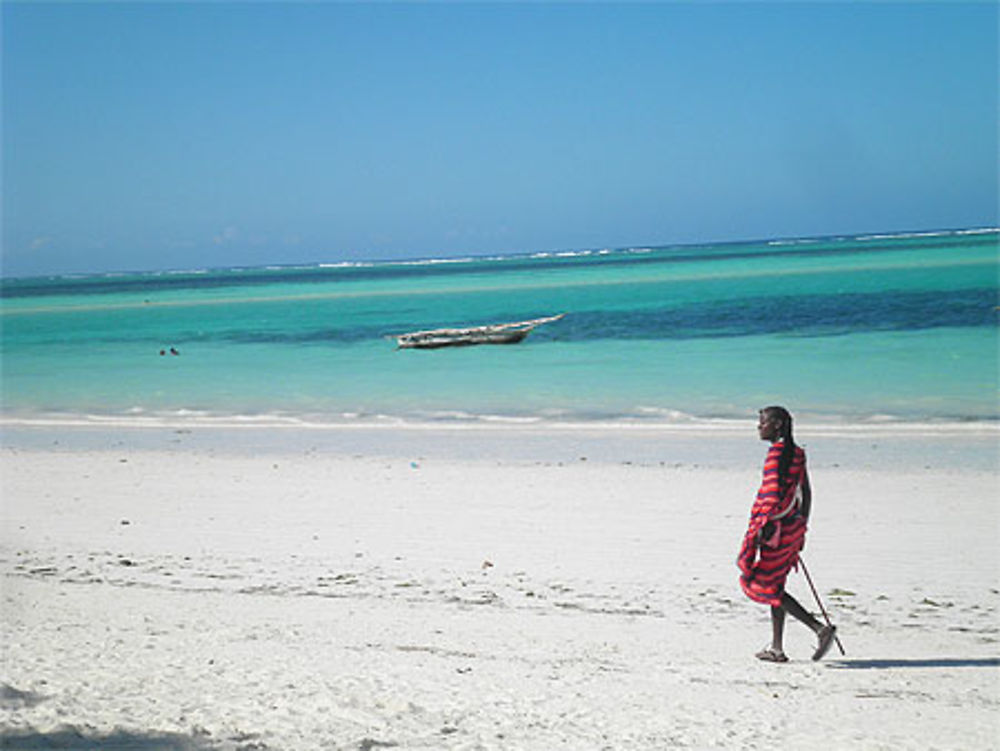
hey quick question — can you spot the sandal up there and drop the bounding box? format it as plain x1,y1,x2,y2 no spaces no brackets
755,647,789,663
812,625,837,661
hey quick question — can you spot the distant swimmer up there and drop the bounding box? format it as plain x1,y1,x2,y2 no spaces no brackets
170,347,180,356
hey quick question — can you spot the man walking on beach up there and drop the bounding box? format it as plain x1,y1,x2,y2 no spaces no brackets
737,406,836,662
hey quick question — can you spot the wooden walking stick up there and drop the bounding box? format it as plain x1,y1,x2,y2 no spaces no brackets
800,557,846,656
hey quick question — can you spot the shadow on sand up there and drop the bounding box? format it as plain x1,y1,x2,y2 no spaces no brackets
0,729,219,751
827,657,1000,670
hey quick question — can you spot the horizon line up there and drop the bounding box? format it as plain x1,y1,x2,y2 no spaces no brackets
2,224,997,283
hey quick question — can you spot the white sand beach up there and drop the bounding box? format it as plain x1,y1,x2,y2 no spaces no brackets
1,423,998,750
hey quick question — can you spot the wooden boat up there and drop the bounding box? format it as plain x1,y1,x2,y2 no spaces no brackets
394,314,564,349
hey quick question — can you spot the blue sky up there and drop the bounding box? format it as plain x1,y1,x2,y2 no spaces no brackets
2,2,997,277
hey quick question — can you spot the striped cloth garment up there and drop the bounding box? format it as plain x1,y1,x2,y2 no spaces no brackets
737,442,808,607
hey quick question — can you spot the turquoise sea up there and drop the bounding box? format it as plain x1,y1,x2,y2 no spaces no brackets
1,229,997,426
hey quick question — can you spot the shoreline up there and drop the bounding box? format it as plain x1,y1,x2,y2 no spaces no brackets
3,410,998,431
2,419,997,471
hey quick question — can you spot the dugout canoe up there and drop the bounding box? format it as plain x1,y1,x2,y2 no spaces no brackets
394,314,564,349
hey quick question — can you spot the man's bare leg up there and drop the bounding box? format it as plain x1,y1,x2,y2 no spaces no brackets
781,592,823,633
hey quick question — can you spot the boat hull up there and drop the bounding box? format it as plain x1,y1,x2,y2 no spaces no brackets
398,330,530,349
393,313,563,350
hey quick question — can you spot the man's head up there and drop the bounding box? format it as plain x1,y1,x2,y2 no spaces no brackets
758,405,791,442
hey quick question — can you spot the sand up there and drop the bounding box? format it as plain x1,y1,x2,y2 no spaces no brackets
1,423,998,750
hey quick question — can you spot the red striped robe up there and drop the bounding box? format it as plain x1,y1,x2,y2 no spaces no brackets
737,442,807,607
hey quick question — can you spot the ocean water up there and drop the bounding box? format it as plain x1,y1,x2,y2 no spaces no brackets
1,229,997,426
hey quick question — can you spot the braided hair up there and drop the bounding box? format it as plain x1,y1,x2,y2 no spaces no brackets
761,405,796,488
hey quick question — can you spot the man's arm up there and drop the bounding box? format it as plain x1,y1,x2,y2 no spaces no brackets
800,469,812,521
